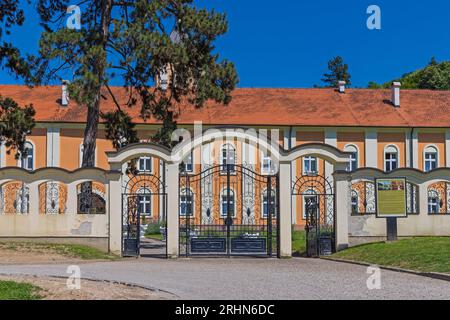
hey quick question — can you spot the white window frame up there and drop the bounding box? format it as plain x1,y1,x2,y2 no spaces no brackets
384,145,399,172
18,141,35,171
344,144,359,172
424,145,438,172
303,156,318,175
138,156,152,173
261,153,273,175
137,187,152,216
180,188,194,217
302,189,317,219
182,151,194,173
220,143,236,173
220,188,236,218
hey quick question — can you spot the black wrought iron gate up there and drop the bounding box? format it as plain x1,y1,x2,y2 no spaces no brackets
122,173,167,257
293,174,336,257
179,164,279,257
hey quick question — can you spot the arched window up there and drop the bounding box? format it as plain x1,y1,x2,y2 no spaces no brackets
428,189,440,214
20,141,34,171
424,146,438,172
220,143,236,172
344,145,358,172
384,145,398,172
220,188,235,217
302,189,317,219
180,188,194,216
262,189,276,218
137,188,151,216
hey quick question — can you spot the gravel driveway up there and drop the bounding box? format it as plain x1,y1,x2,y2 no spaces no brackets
0,257,449,300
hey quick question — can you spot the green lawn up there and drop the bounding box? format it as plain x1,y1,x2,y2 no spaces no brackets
292,229,306,256
0,280,42,300
330,237,450,273
0,242,119,260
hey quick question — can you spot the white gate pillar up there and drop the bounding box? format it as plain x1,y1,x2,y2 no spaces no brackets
279,161,292,257
333,168,351,251
166,163,179,258
108,176,122,255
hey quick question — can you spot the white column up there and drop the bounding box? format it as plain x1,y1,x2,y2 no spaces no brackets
46,127,60,167
0,143,5,167
279,161,292,257
283,129,290,151
405,131,411,167
334,170,350,251
28,181,40,215
290,129,297,224
166,163,179,258
67,182,78,214
365,129,378,168
108,177,122,254
412,130,419,169
445,130,450,167
325,129,337,179
418,183,428,216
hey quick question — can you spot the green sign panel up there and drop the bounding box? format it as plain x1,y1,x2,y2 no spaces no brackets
375,178,407,218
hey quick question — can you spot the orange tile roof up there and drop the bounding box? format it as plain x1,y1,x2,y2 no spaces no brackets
1,85,450,128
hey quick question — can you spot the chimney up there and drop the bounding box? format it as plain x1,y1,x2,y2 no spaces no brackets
61,80,69,106
391,82,401,107
338,80,346,94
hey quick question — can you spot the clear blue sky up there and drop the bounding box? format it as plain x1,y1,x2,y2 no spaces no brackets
1,0,449,88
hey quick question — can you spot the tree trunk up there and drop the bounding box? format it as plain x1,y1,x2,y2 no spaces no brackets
81,95,100,167
81,0,113,168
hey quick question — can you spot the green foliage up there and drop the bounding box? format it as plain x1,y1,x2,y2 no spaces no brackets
0,280,42,300
332,237,450,273
145,221,164,235
321,56,351,87
291,229,306,256
0,95,36,158
0,1,36,158
32,0,238,161
101,109,139,149
368,58,450,90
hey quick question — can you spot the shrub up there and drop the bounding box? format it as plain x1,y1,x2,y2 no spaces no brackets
145,221,164,235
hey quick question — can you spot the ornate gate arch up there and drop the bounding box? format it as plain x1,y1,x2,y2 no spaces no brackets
292,174,335,257
122,167,167,257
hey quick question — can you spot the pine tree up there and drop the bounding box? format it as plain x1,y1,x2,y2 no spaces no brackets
0,0,36,158
32,0,238,167
321,56,351,87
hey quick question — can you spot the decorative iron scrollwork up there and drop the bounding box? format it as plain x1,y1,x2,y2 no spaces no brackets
77,181,106,214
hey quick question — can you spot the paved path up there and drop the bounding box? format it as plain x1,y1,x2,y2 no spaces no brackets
0,258,449,300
